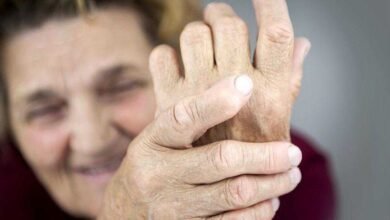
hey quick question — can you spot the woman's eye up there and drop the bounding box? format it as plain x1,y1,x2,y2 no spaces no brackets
27,104,65,122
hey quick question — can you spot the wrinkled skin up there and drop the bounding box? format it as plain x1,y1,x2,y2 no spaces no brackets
3,0,309,219
100,75,303,219
100,0,310,219
151,1,311,144
4,8,156,216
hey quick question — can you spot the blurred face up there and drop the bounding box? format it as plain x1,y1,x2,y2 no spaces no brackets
3,8,156,217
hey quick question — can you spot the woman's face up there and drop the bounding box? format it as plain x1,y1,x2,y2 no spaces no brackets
3,8,156,216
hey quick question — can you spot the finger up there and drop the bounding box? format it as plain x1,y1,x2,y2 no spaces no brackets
204,3,252,74
291,37,311,100
177,141,302,184
149,45,181,109
147,74,253,148
252,0,294,77
189,169,300,216
207,198,280,220
180,21,214,82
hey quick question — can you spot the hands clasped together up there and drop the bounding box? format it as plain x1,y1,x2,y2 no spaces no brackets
100,0,311,219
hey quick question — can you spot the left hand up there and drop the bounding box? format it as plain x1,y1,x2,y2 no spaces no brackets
99,75,302,219
150,0,311,143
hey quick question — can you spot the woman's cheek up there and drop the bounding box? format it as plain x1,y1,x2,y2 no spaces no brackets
113,89,156,134
19,124,69,169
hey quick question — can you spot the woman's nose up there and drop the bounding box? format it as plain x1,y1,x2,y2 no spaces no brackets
69,98,114,156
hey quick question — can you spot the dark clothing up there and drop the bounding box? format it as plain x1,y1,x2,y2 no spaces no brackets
0,131,336,219
275,131,336,220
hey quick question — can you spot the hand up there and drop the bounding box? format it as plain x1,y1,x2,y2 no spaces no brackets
98,77,302,219
150,0,311,143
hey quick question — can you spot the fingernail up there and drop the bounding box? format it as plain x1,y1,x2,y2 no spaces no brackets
234,74,253,95
289,167,302,185
272,198,280,212
288,145,302,166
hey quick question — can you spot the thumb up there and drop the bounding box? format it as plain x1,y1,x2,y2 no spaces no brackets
147,74,253,149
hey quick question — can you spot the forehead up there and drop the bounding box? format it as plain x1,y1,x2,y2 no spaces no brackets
3,7,152,101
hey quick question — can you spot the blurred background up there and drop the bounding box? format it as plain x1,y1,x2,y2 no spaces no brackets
202,0,390,219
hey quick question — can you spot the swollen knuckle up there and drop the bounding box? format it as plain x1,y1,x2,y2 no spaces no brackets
205,2,220,11
211,141,241,171
149,45,175,71
206,2,232,13
292,79,302,92
264,22,293,44
225,176,253,207
181,22,210,44
152,44,175,57
172,99,200,129
215,17,248,35
184,21,209,34
167,101,201,144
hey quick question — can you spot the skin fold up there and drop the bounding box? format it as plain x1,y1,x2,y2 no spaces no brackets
3,0,309,219
151,1,311,144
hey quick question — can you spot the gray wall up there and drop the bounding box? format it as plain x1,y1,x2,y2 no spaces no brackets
202,0,390,219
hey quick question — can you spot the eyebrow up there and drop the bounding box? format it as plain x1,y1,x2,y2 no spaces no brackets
24,89,61,105
22,63,140,105
95,63,139,84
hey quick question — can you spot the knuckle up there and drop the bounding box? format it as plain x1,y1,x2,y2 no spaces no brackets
291,81,302,99
149,45,175,69
292,79,302,91
150,44,175,61
225,176,254,208
210,141,245,173
261,145,277,173
181,21,211,44
169,98,205,143
264,22,294,44
206,2,232,13
171,99,200,129
215,17,248,35
210,141,235,171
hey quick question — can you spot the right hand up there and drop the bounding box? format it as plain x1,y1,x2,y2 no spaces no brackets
98,75,302,219
150,1,312,144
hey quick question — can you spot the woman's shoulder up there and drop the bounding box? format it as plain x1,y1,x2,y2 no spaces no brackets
0,141,78,219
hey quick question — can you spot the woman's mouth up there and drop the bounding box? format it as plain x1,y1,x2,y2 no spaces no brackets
73,154,125,184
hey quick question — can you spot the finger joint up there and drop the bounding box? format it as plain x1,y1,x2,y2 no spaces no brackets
264,22,293,44
224,176,254,208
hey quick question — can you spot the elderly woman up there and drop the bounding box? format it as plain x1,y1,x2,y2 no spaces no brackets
0,0,335,219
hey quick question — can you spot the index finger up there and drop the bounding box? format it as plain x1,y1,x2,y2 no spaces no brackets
174,140,302,184
253,0,294,76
